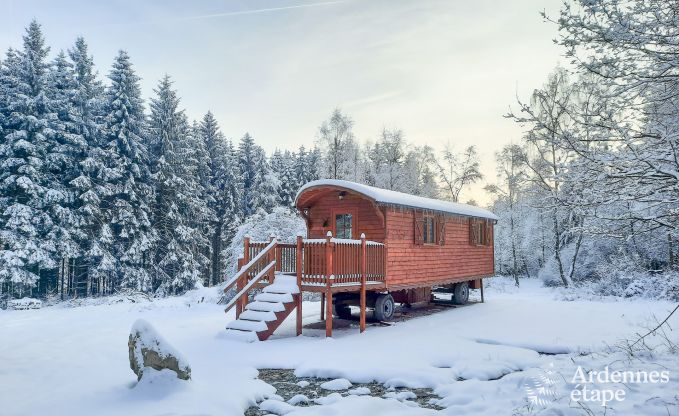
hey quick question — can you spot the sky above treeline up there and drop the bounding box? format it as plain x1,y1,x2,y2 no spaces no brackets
0,0,565,205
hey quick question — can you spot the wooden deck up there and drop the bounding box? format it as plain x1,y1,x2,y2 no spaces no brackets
242,235,387,293
224,233,386,337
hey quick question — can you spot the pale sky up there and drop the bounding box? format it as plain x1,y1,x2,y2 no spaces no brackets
0,0,566,205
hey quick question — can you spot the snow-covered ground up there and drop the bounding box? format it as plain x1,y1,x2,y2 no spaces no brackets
1,277,677,415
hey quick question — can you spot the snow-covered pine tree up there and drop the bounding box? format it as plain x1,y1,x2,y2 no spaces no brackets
148,75,207,294
95,50,154,292
293,145,308,189
271,149,296,207
306,147,322,181
238,132,259,217
44,51,87,295
65,37,106,296
270,149,284,176
238,133,280,215
0,21,59,296
197,112,239,286
186,120,212,284
252,145,281,213
280,150,297,206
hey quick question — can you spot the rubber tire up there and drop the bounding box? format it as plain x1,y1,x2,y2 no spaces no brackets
334,304,353,319
374,294,395,321
452,282,470,305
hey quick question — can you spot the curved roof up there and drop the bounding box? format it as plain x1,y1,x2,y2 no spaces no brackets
295,179,498,221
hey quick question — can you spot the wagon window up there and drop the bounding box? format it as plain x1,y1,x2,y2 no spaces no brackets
423,216,436,244
469,219,490,246
335,213,353,239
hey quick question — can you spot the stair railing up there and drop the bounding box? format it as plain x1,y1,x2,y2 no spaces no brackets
223,237,277,316
222,259,276,315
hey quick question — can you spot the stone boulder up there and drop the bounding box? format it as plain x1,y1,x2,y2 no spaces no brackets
128,319,191,381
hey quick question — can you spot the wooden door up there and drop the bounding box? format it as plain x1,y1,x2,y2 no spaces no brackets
331,208,358,239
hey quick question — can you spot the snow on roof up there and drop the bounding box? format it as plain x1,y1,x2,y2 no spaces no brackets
295,179,499,220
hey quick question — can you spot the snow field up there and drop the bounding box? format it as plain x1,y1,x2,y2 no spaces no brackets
1,277,677,415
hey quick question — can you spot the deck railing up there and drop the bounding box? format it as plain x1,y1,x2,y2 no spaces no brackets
235,232,385,336
241,233,386,288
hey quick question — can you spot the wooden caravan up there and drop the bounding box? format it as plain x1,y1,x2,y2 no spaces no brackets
222,179,498,341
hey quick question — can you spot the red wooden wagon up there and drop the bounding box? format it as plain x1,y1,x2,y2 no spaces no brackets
222,180,498,341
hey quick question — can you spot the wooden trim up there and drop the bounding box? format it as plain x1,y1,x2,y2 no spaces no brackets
296,185,379,209
414,210,424,245
385,274,493,292
422,214,437,245
301,283,388,293
296,184,495,222
437,215,446,246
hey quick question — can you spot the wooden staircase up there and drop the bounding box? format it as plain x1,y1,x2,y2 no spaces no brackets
224,274,300,341
221,237,303,342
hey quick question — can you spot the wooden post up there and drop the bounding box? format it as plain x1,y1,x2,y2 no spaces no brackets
296,235,303,336
480,278,485,303
360,233,367,333
325,231,334,337
268,236,276,285
320,293,325,320
276,237,283,273
237,237,250,319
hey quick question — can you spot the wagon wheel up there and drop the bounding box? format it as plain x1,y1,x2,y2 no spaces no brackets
452,282,469,305
374,294,395,321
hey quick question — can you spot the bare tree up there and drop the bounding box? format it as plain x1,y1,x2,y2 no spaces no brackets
507,68,586,287
486,144,528,286
436,145,483,202
550,0,679,263
317,108,356,180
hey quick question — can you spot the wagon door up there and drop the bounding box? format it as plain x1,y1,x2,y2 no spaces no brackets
331,208,358,239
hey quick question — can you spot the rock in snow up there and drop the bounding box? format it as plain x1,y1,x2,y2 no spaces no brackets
128,319,191,381
287,394,310,405
319,378,352,391
348,386,371,395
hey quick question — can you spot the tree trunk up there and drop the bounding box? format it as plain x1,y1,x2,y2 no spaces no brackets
669,233,675,269
211,221,223,286
568,231,584,283
552,210,569,288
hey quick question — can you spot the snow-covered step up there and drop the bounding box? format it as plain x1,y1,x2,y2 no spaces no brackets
227,319,268,332
264,275,300,294
223,329,259,342
255,292,293,303
246,300,285,313
240,309,277,322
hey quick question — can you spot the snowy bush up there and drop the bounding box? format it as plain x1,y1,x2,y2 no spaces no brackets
222,207,306,276
590,252,679,301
